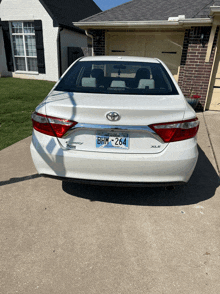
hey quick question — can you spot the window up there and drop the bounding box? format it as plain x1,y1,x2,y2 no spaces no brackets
55,61,179,96
10,22,38,72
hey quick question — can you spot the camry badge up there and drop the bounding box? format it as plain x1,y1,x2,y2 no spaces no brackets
106,112,120,122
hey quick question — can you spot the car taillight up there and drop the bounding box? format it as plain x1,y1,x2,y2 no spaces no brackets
149,118,199,142
31,112,77,138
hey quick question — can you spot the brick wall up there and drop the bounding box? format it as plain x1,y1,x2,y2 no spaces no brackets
178,26,219,110
88,29,105,55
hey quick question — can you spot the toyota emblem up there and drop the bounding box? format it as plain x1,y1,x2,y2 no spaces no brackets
106,112,120,122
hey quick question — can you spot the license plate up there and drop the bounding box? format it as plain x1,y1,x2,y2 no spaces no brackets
96,133,129,149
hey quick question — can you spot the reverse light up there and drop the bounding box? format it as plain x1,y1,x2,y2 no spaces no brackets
149,118,199,142
31,112,77,138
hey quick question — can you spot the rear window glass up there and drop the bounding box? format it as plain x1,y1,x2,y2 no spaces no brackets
55,60,179,95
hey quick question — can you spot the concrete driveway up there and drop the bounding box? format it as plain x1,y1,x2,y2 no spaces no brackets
0,111,220,294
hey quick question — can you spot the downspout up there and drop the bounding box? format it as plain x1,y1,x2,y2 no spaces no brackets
57,27,63,78
85,30,94,56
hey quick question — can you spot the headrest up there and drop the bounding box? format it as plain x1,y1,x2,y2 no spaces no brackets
135,68,150,80
138,79,155,89
82,77,96,87
91,69,104,78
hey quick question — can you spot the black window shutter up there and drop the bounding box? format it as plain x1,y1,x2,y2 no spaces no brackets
1,21,14,72
34,20,46,74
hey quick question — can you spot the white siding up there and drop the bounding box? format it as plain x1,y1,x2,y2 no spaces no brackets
0,26,11,77
0,0,59,81
60,28,87,74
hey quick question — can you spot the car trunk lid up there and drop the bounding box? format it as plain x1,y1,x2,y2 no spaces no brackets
45,91,186,154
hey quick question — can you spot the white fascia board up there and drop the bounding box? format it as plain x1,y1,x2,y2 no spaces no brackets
73,18,212,30
178,18,212,25
210,6,220,16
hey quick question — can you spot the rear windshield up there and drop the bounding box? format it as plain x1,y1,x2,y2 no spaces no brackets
55,60,179,95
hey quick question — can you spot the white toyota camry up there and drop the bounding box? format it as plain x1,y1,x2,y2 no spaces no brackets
30,56,199,186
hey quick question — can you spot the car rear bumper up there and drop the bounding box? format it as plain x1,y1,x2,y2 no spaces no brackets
40,174,185,187
30,130,198,184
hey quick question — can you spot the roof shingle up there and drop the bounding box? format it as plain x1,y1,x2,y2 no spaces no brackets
80,0,218,22
40,0,101,28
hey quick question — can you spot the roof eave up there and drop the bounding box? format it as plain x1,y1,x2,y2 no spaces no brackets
209,6,220,25
73,18,213,30
59,23,85,34
209,6,220,17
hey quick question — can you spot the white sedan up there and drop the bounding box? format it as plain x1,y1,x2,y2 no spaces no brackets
30,56,199,186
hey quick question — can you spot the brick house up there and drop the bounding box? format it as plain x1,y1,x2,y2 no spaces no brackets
0,0,101,81
75,0,220,111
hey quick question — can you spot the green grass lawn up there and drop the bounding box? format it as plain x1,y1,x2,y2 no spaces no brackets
0,77,56,150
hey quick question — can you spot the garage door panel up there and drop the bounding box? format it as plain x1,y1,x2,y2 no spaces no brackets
106,32,184,81
209,91,220,110
209,44,220,110
111,51,145,57
108,34,145,54
214,79,220,87
215,61,220,79
145,34,184,75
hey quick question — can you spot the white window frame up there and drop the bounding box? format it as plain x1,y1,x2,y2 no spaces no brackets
9,21,38,73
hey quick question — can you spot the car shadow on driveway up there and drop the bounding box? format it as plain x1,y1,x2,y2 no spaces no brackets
0,174,41,186
62,146,220,206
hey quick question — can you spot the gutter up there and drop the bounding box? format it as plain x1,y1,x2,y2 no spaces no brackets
73,18,212,30
209,6,220,16
59,23,86,35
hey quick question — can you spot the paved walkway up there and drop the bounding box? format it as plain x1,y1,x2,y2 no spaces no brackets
202,111,220,178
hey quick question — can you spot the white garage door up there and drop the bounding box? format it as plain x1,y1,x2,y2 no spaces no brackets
208,55,220,110
106,32,185,81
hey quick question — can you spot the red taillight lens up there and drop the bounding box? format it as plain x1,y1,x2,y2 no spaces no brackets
149,118,199,142
31,112,77,138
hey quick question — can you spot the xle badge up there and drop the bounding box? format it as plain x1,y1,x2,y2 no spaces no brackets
151,145,161,148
